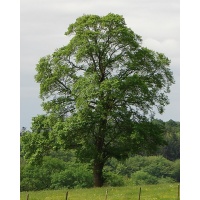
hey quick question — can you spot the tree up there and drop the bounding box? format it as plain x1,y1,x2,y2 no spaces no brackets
161,120,180,160
21,13,174,187
20,127,27,136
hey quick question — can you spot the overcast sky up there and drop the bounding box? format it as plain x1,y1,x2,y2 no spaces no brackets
20,0,180,130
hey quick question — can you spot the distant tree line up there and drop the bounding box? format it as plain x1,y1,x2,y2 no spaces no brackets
154,119,180,161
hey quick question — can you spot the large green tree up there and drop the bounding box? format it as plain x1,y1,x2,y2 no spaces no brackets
21,13,174,187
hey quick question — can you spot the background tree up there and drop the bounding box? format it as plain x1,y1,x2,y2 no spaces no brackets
20,127,27,136
149,119,180,160
21,13,174,187
160,120,180,161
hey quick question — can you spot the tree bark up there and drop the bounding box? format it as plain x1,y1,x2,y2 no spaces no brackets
93,117,107,187
93,161,104,187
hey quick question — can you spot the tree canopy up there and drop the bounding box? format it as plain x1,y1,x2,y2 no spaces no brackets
21,13,174,187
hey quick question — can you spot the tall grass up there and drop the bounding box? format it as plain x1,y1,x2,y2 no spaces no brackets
20,183,179,200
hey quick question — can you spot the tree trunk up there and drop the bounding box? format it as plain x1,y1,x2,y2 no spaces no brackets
93,117,107,187
93,161,104,187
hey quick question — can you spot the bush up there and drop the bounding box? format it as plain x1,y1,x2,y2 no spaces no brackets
143,156,174,178
158,177,175,184
104,171,125,187
20,177,41,191
132,171,158,185
20,156,66,191
50,163,93,189
105,155,179,185
171,159,180,182
116,156,149,178
21,154,180,191
20,165,50,191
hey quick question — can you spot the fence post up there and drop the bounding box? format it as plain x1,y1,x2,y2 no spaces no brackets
26,194,29,200
178,184,180,199
105,189,108,200
138,187,141,200
66,191,68,200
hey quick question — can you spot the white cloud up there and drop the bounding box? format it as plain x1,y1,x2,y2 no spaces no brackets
143,38,180,67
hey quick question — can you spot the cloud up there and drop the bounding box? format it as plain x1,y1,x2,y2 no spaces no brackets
143,38,180,66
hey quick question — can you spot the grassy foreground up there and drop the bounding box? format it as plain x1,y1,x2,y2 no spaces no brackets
20,183,180,200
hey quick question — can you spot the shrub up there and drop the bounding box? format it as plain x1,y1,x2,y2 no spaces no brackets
143,156,174,178
50,163,93,189
20,165,50,191
158,177,175,184
20,156,66,191
116,155,149,177
132,171,158,185
104,171,125,187
171,159,180,182
20,177,40,191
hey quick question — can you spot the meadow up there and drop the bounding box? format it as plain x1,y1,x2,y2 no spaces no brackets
20,183,180,200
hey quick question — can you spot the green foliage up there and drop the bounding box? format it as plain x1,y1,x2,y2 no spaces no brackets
110,156,149,178
105,155,179,186
21,158,93,191
51,163,93,189
171,159,180,182
155,119,180,161
20,156,66,191
22,13,175,187
132,171,158,185
103,171,125,187
158,177,175,184
142,156,174,178
49,149,76,162
21,115,61,164
20,154,180,191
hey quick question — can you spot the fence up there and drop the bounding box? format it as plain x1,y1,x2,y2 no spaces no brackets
26,184,180,200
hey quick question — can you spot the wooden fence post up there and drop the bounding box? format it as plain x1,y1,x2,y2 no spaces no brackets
178,184,180,199
66,191,68,200
138,187,141,200
105,189,108,200
26,193,29,200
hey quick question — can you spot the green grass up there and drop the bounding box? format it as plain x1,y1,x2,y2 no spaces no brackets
20,183,180,200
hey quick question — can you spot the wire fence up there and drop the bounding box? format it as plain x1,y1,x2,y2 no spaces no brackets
25,184,180,200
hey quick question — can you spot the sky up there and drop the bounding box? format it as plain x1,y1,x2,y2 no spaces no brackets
20,0,180,130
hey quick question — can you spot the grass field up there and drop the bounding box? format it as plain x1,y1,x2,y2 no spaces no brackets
20,183,180,200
